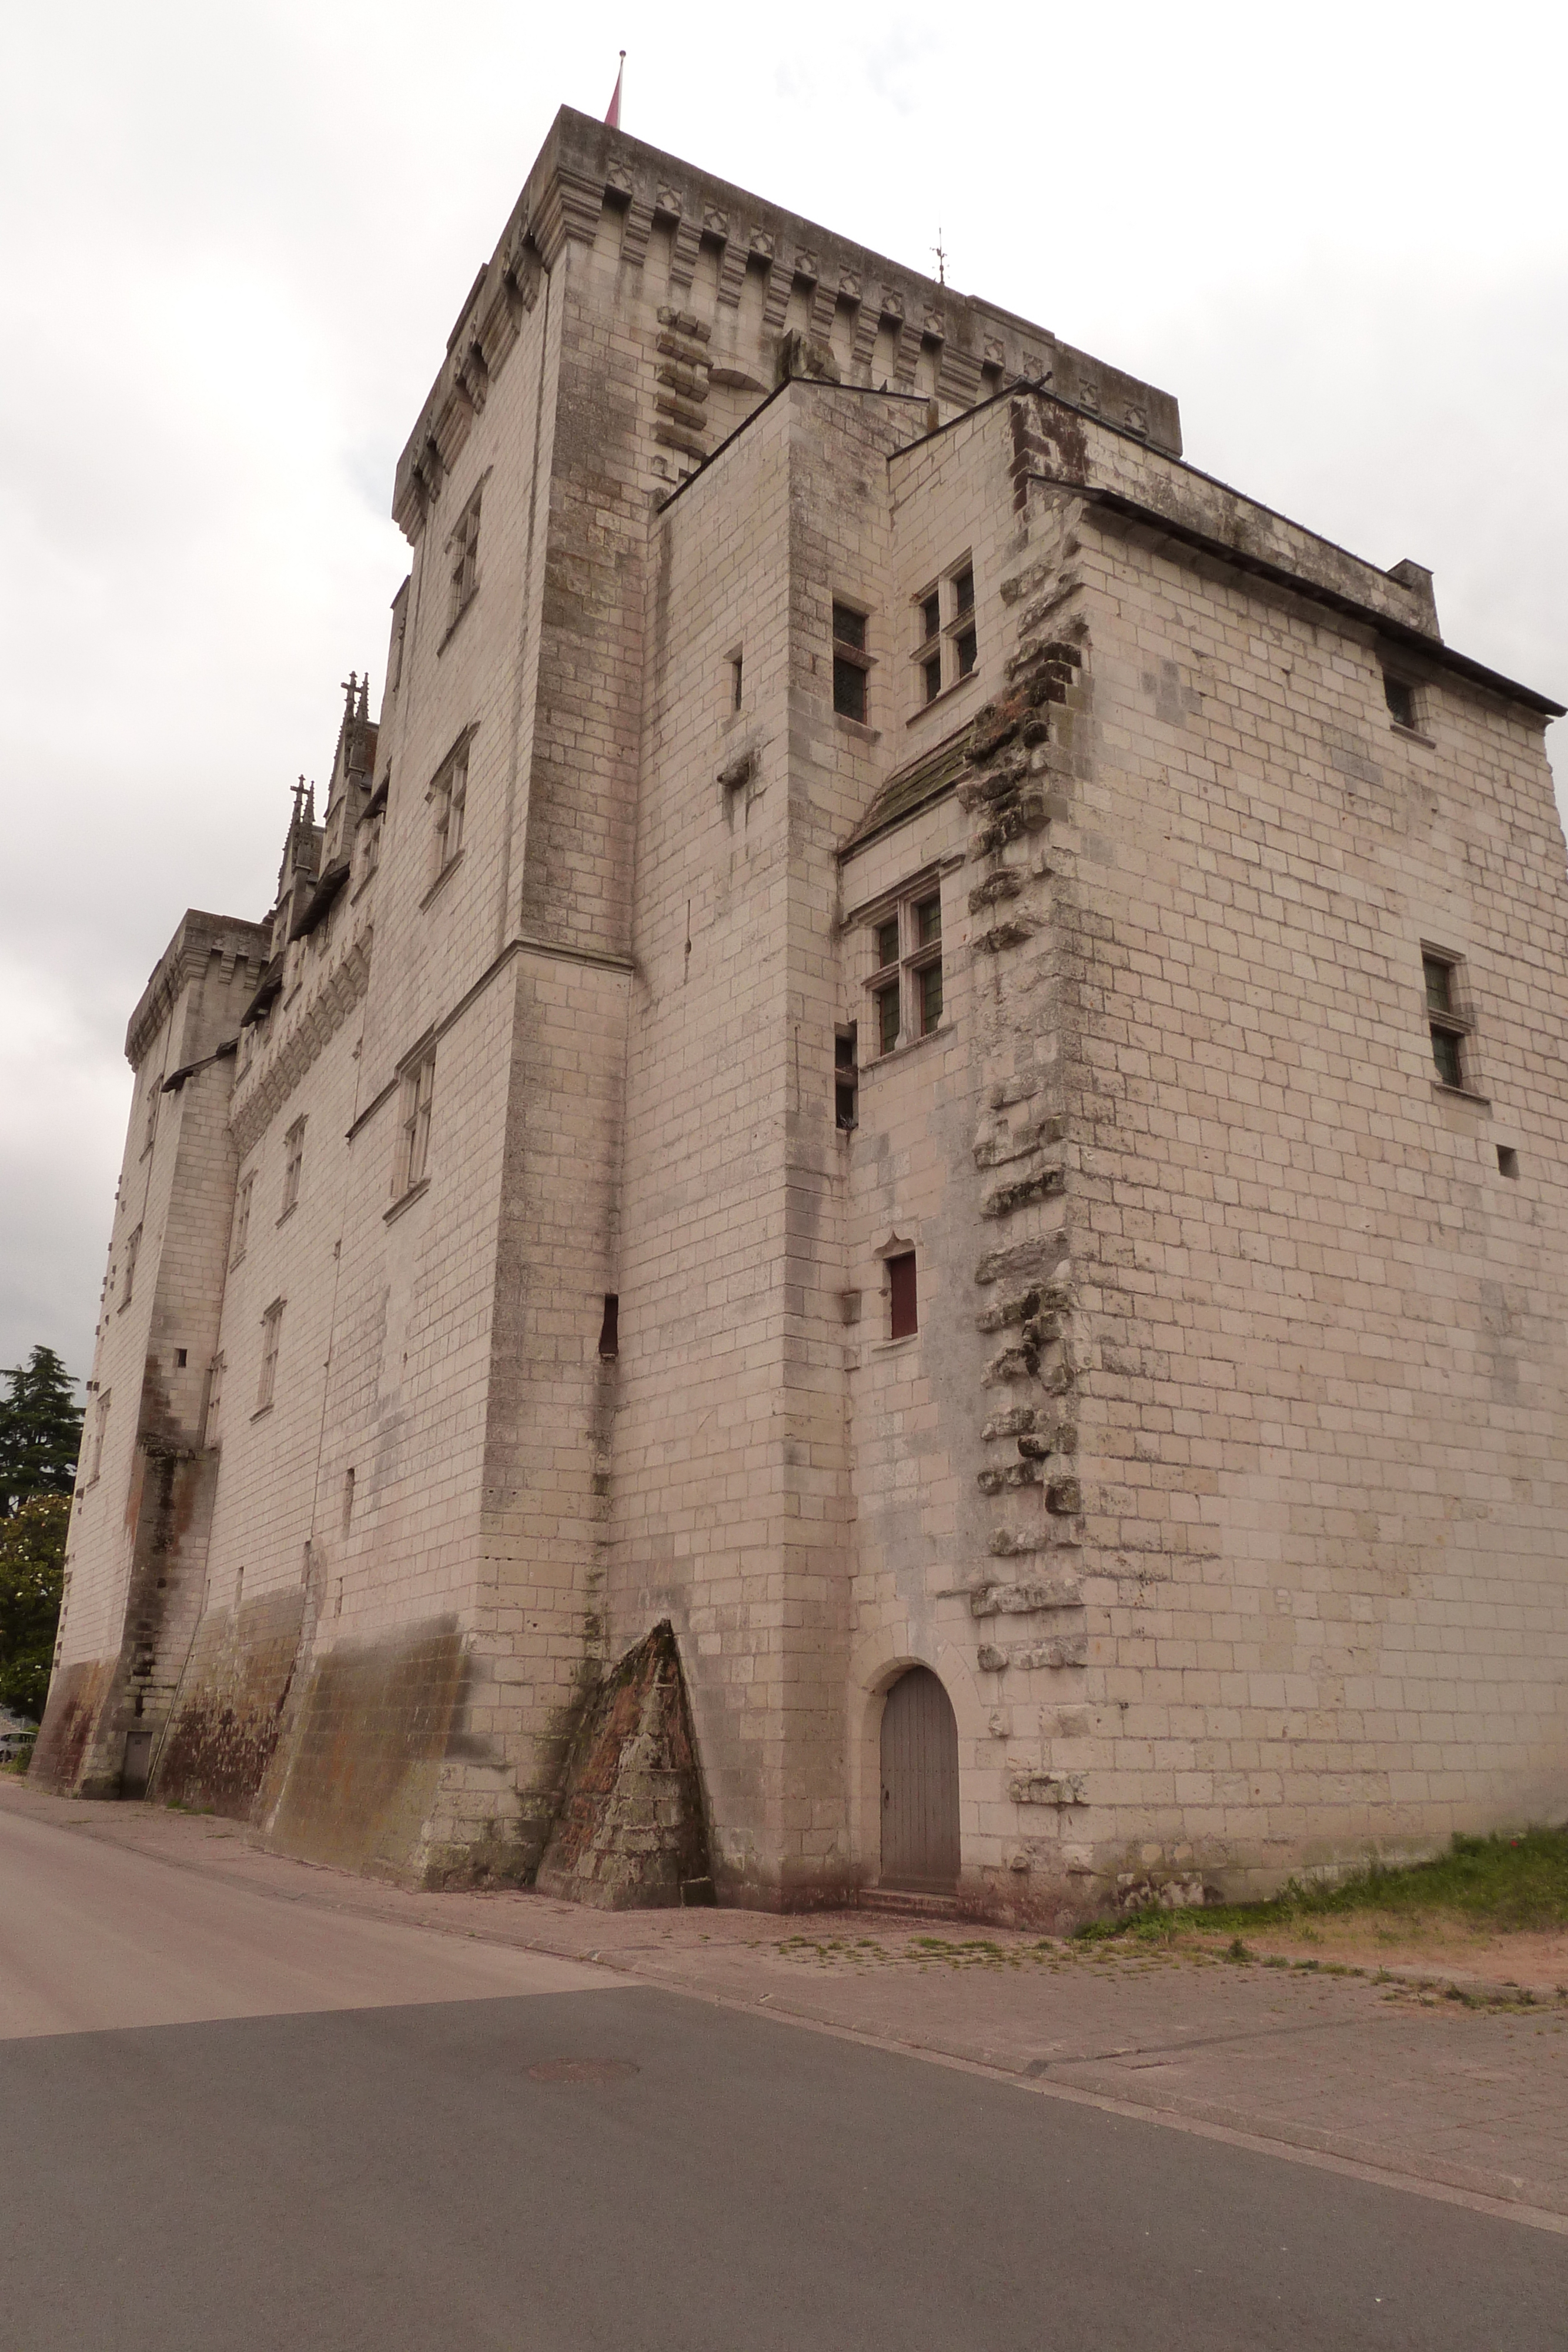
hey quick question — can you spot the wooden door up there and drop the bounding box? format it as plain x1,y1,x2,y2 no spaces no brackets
879,1667,960,1891
121,1726,153,1799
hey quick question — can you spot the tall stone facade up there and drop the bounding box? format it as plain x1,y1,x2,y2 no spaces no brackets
36,108,1568,1924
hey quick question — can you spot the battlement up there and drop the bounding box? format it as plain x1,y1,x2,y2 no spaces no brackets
392,107,1181,543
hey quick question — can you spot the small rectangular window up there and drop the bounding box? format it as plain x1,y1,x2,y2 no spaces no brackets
918,962,944,1034
832,603,871,724
399,1051,435,1195
90,1391,111,1482
953,566,974,618
915,896,941,948
432,740,469,871
1497,1145,1519,1178
834,656,867,723
342,1466,355,1534
875,918,900,973
205,1355,225,1448
731,652,744,711
449,487,482,626
232,1173,254,1263
888,1252,918,1339
598,1294,620,1359
1385,673,1416,729
835,1025,858,1131
1432,1028,1463,1088
955,627,978,679
1422,949,1472,1090
122,1224,142,1305
281,1118,306,1217
922,654,942,703
875,982,900,1055
1423,956,1453,1015
920,591,941,642
257,1301,285,1413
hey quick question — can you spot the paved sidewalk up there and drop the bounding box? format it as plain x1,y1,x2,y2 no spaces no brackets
6,1777,1566,2226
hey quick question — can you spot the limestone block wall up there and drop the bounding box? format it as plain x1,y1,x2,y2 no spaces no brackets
35,916,268,1795
1052,467,1568,1896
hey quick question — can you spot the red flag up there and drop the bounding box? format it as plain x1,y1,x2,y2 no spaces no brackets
605,52,625,128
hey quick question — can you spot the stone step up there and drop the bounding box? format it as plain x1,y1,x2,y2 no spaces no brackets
858,1886,965,1923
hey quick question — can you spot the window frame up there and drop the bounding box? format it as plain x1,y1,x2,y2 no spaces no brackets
88,1390,110,1485
910,556,979,709
427,731,473,883
121,1224,142,1308
397,1050,436,1198
864,880,946,1058
887,1250,918,1340
280,1117,306,1219
1421,945,1476,1093
831,599,873,726
447,486,483,632
232,1171,255,1264
256,1299,285,1415
1384,670,1420,731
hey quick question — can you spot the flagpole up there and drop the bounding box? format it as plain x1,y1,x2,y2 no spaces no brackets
605,50,626,129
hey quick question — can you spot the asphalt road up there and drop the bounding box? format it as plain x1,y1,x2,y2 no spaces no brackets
1,1803,1562,2351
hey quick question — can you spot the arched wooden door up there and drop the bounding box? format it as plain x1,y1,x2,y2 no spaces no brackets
879,1666,960,1892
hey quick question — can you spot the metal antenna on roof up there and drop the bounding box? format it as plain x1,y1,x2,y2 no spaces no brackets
932,229,947,288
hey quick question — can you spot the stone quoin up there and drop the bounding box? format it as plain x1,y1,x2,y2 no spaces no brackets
35,108,1568,1926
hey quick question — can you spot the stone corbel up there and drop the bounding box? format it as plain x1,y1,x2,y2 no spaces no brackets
531,166,605,266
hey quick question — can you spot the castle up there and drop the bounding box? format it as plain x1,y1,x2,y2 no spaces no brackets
36,108,1568,1922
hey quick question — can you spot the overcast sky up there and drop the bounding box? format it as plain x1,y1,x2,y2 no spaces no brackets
3,0,1564,1387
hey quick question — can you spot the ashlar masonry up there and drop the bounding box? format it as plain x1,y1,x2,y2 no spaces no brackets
35,108,1568,1925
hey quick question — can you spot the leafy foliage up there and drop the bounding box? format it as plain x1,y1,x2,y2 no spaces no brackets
0,1494,69,1721
0,1345,83,1517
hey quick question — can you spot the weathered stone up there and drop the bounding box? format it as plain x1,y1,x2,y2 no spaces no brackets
971,1574,1082,1615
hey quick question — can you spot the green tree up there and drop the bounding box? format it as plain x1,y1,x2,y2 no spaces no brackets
0,1345,83,1517
0,1494,68,1721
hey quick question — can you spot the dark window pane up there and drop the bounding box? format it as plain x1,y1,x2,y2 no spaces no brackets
955,627,977,677
877,983,900,1054
916,896,941,946
920,961,943,1033
875,919,900,971
835,1027,857,1070
833,654,867,722
833,603,867,652
888,1251,918,1339
1423,956,1453,1014
1431,1026,1463,1087
597,1294,620,1358
921,592,941,642
923,655,943,703
835,1080,857,1130
954,566,974,616
1385,673,1416,728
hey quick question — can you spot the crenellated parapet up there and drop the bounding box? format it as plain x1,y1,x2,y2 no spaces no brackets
390,107,1182,543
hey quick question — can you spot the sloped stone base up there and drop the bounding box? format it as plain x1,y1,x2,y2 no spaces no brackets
535,1621,710,1909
